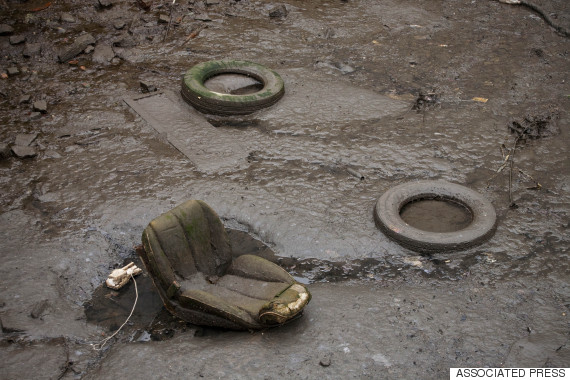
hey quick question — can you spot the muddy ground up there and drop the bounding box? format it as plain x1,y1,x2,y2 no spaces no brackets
1,0,569,378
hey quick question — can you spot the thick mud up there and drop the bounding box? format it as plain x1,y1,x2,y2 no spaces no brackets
1,0,569,378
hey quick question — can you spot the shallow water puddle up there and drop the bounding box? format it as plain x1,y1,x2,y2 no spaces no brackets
400,199,472,233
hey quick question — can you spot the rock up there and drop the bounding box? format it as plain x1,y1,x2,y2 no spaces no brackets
33,100,48,113
6,67,20,76
194,13,212,22
98,0,113,8
205,0,220,4
30,112,42,120
319,356,331,367
60,13,76,23
19,95,31,104
30,299,49,319
113,35,137,48
140,81,157,93
0,143,11,159
15,133,38,147
44,149,62,159
58,33,96,63
84,45,95,54
337,62,355,74
11,145,36,158
9,35,26,45
158,14,170,24
113,20,126,30
269,4,288,18
23,43,42,58
0,24,14,36
92,44,115,64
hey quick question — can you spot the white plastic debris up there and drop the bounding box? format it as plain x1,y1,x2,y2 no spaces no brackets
105,262,142,290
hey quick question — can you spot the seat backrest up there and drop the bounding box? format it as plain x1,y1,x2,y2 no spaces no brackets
141,200,232,292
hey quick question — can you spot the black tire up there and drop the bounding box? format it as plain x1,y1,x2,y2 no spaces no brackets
374,180,497,253
181,60,285,115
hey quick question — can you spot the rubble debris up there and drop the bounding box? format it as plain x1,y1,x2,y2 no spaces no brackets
269,4,288,18
9,35,26,45
15,133,38,147
23,43,42,58
11,145,37,158
7,67,20,76
206,0,220,5
84,45,95,54
140,81,157,93
98,0,113,9
0,143,11,159
92,44,115,64
113,20,126,30
194,13,212,22
158,14,170,24
19,94,31,104
33,100,48,113
30,112,42,120
0,24,14,36
60,13,76,23
58,33,96,63
30,299,50,319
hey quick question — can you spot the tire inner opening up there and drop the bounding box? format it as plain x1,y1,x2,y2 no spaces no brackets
204,73,264,95
399,198,473,233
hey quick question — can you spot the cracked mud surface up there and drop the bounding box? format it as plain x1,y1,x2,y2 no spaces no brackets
1,0,569,378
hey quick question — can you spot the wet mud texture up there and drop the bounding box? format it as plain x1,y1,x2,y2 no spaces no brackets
1,0,569,379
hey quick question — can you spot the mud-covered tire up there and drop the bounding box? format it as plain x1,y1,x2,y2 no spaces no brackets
374,180,497,253
181,60,285,115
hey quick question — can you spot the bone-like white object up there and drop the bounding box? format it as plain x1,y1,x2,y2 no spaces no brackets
499,0,521,4
105,262,143,290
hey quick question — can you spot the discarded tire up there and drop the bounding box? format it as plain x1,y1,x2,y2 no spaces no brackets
181,60,284,115
374,180,497,253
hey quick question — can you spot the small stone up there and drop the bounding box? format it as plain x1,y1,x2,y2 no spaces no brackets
58,33,96,63
84,45,95,54
0,143,11,159
0,24,14,36
30,299,49,319
60,13,76,23
113,20,126,30
30,112,42,120
158,14,170,24
92,44,115,64
194,13,212,21
319,357,331,367
44,149,62,159
9,35,26,45
140,81,157,93
33,100,48,113
337,62,355,74
23,43,42,58
110,57,121,65
15,133,38,147
205,0,220,4
269,4,288,18
11,145,37,158
7,67,20,76
19,95,31,104
98,0,113,8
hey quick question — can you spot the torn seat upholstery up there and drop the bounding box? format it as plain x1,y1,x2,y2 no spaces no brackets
138,200,311,330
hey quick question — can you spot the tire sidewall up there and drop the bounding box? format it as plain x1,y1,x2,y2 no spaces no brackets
181,60,284,115
374,180,497,253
